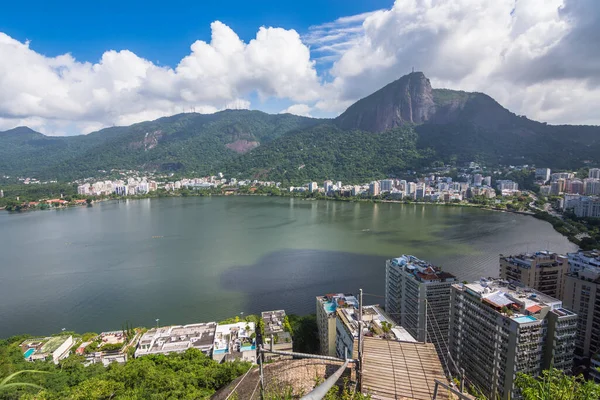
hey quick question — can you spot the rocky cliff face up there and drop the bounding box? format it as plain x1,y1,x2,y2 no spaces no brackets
335,72,437,132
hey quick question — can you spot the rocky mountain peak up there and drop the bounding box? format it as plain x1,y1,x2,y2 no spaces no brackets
335,71,437,132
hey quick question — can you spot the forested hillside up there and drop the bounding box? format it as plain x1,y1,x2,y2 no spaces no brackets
2,72,600,182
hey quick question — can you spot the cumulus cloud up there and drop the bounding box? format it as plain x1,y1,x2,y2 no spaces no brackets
2,0,600,134
0,21,320,135
313,0,600,125
280,104,312,117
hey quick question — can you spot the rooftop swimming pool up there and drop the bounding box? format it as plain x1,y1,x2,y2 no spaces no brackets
513,315,537,324
324,301,336,314
213,348,228,354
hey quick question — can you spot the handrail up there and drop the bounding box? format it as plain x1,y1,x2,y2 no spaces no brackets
432,379,473,400
299,359,350,400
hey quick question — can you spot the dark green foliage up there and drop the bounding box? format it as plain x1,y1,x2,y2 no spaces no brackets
225,124,425,184
515,368,600,400
287,314,319,354
0,336,250,400
0,111,318,180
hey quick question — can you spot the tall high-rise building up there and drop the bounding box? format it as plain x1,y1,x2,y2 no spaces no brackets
535,168,551,183
449,279,577,400
308,182,318,192
473,174,483,186
499,251,569,299
380,179,394,192
316,293,358,356
483,176,492,187
323,180,334,193
589,168,600,180
550,179,565,195
584,178,600,195
385,255,457,363
369,181,380,196
563,250,600,363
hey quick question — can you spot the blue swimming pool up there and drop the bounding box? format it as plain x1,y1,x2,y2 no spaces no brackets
23,348,35,358
513,315,537,323
324,301,336,314
213,348,227,354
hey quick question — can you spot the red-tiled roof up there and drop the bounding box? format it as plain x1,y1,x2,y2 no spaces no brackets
527,305,542,313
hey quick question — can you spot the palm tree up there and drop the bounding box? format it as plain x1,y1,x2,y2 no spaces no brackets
0,370,49,392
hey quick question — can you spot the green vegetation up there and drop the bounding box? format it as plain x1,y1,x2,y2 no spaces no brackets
2,73,600,182
533,211,600,250
0,336,250,400
515,369,600,400
0,111,317,180
225,124,425,184
287,314,319,354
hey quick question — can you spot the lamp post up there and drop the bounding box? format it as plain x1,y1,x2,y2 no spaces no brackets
155,319,159,329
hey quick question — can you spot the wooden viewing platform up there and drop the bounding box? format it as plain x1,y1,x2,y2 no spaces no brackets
361,337,449,400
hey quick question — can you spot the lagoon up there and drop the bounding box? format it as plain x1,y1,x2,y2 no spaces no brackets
0,196,577,338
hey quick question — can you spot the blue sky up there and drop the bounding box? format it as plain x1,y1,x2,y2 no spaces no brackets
0,0,391,69
0,0,598,135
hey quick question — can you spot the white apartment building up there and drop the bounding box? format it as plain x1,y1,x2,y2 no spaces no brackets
316,293,358,356
369,181,380,196
309,182,318,192
380,179,394,192
449,279,577,400
584,178,600,195
551,172,575,182
135,323,217,358
572,196,600,218
535,168,551,183
497,180,519,192
385,255,456,363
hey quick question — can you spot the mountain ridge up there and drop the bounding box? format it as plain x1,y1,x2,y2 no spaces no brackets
1,72,600,181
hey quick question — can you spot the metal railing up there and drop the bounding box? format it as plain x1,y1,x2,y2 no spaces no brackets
432,379,474,400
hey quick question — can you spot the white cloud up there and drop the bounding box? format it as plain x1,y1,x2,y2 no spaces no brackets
280,104,312,117
312,0,600,125
0,21,320,135
2,0,600,135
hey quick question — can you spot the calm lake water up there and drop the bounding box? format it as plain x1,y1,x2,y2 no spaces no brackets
0,196,577,338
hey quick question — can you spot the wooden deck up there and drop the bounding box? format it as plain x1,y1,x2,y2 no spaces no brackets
361,337,449,400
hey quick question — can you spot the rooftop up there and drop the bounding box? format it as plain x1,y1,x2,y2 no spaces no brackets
455,278,574,323
214,322,256,354
317,293,359,316
500,251,566,268
361,337,449,400
337,305,417,342
136,322,216,356
261,310,287,336
388,255,457,283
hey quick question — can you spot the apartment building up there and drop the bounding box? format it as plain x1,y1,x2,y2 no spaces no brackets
385,255,456,361
563,250,600,362
316,293,358,356
499,251,568,299
449,279,577,400
335,304,416,359
135,323,217,358
261,309,293,360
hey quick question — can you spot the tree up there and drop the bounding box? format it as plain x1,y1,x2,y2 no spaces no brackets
515,369,600,400
0,370,48,393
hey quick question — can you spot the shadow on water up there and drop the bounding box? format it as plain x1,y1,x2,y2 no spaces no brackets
220,249,388,316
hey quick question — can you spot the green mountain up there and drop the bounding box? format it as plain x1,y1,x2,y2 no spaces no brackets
1,72,599,182
0,111,318,180
334,72,600,169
